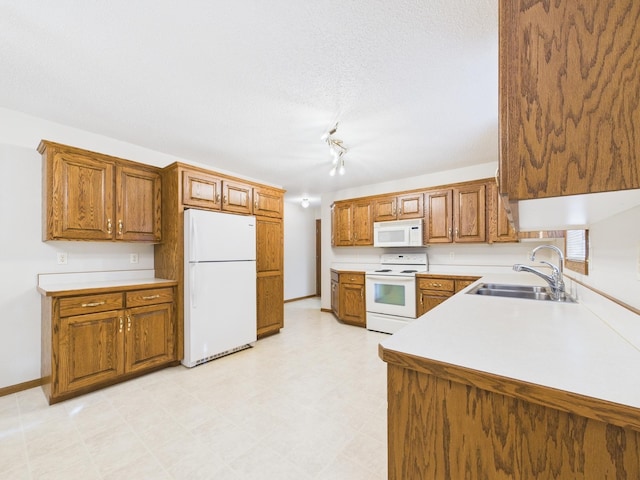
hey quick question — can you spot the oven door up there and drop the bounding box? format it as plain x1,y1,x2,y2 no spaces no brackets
365,274,416,318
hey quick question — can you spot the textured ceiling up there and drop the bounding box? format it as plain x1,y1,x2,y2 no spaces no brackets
0,0,498,204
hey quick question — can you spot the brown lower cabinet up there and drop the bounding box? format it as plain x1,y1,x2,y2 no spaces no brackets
416,275,480,316
330,270,366,327
40,284,177,404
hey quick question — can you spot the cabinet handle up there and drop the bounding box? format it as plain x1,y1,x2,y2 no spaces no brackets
361,288,363,299
107,218,112,234
448,227,452,238
455,228,459,238
392,204,396,216
216,194,221,203
142,294,160,300
224,195,228,204
127,315,131,332
118,219,123,235
420,293,424,306
119,317,123,333
81,301,105,308
254,193,259,209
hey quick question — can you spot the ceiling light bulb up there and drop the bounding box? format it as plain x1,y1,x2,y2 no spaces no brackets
338,159,346,176
301,198,310,208
329,165,337,176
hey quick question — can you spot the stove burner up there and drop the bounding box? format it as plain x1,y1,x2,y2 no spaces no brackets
401,269,418,273
375,269,392,272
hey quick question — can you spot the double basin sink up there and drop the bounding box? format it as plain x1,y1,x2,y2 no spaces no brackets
467,283,576,303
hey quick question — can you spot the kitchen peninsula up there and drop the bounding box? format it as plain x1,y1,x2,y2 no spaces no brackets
379,274,640,479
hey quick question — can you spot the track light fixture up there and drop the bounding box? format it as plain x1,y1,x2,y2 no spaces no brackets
323,124,347,176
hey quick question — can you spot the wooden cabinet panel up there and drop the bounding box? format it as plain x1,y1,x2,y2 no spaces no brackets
332,200,373,246
256,217,283,337
116,165,162,242
253,186,283,218
373,193,424,222
257,273,283,337
222,180,253,214
330,270,366,327
182,170,222,210
424,189,453,243
39,141,162,242
453,184,486,243
42,284,177,404
499,0,640,201
330,273,339,317
488,182,518,243
454,279,478,293
58,310,124,394
416,275,478,316
45,149,114,240
126,303,174,374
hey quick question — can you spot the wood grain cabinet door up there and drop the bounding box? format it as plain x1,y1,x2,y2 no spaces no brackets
182,169,222,210
396,193,424,219
116,166,162,242
340,282,365,326
372,196,397,222
333,202,354,246
58,310,124,394
49,151,115,240
453,184,486,243
125,303,174,374
352,201,373,246
257,273,284,336
222,180,253,214
253,186,283,218
424,189,453,243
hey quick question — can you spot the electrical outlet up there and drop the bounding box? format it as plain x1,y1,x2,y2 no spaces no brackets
56,252,68,265
130,253,139,264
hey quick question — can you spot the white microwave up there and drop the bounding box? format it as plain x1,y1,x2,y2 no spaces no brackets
373,219,423,247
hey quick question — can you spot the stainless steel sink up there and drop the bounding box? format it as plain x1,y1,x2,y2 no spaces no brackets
467,283,576,302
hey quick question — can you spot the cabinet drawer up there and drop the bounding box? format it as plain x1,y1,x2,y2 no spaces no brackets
126,287,174,307
417,278,455,292
59,293,124,317
340,273,365,285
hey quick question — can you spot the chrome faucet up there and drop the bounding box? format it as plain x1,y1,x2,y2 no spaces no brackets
513,244,566,300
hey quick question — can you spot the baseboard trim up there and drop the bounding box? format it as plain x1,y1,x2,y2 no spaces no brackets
320,308,333,313
284,294,319,303
0,377,43,397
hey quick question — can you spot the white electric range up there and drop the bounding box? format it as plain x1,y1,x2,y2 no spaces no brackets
365,253,428,334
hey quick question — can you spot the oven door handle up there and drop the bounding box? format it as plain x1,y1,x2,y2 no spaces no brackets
366,275,415,282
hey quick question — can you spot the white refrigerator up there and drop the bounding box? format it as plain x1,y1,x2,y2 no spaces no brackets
183,208,257,367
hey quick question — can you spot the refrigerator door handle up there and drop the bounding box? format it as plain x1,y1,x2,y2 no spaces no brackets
190,213,198,262
190,263,197,309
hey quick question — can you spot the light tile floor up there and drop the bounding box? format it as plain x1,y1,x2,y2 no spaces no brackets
0,298,389,479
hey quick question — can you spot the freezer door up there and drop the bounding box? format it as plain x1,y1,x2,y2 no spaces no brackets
185,208,256,262
183,261,257,367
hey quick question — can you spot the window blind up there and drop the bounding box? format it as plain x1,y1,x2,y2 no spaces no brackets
566,230,587,261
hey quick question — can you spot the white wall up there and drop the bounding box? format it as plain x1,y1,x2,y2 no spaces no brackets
283,200,319,300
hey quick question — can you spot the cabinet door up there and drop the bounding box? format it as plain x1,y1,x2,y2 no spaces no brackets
453,184,486,243
397,193,424,219
256,217,283,273
373,196,397,222
340,283,365,326
499,1,640,200
182,169,222,210
334,202,353,246
222,180,253,214
254,186,283,218
424,190,453,244
488,183,518,243
58,310,124,394
116,166,162,242
352,201,373,246
257,273,284,337
125,303,174,374
417,291,450,316
331,279,339,317
48,150,114,240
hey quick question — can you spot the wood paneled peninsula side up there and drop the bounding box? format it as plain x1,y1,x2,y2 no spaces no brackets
379,273,640,479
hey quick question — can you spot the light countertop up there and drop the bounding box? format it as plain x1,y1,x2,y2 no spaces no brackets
379,272,640,411
37,270,176,296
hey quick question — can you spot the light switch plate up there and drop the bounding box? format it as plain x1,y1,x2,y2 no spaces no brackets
130,253,139,264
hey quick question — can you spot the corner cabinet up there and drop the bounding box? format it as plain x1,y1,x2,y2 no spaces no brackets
39,140,161,242
40,283,177,404
330,270,366,327
416,275,480,317
332,200,373,246
499,0,640,201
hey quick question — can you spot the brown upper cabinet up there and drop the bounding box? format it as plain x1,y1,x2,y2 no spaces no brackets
182,169,253,215
499,1,640,202
373,193,424,222
488,182,518,243
40,140,161,242
253,185,284,218
425,183,486,243
332,200,373,246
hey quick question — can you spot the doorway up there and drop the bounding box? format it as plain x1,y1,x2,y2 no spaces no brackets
316,219,321,296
